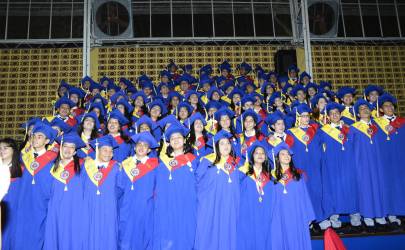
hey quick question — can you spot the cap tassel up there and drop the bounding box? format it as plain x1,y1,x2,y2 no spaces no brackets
169,171,173,180
64,185,68,192
32,177,35,185
305,145,308,152
376,96,380,118
228,175,232,183
96,188,101,195
272,149,276,170
283,185,288,194
341,145,345,151
131,183,134,190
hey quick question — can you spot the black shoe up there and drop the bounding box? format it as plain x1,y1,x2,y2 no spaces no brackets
365,225,377,234
349,224,364,234
386,221,401,232
375,223,390,233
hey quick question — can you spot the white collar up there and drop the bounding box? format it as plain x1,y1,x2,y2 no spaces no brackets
383,114,396,120
360,119,372,125
134,155,149,164
34,148,47,157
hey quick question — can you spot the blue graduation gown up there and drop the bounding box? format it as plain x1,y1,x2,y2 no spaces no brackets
14,150,57,250
81,159,121,250
153,153,198,250
111,136,131,162
2,178,22,250
374,116,405,215
192,135,212,161
348,121,386,218
237,171,273,250
319,124,358,217
270,176,315,250
194,155,242,250
287,125,324,221
44,161,84,250
117,157,158,250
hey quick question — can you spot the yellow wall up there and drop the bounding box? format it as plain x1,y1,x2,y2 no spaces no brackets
1,45,404,140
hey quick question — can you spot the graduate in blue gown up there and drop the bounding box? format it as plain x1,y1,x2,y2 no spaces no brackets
118,132,160,250
184,112,212,160
348,99,387,228
374,93,405,224
319,102,360,229
237,141,273,250
44,133,87,250
195,131,243,250
75,111,100,157
105,109,131,162
153,124,198,250
336,86,357,126
286,104,324,224
14,122,58,250
81,135,122,250
0,138,23,250
270,142,315,250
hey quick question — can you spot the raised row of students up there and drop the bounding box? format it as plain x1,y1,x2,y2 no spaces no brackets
1,60,404,250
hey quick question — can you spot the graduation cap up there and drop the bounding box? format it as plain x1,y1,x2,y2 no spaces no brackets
55,96,76,109
199,64,213,75
336,86,356,100
107,82,120,92
107,109,129,125
148,99,168,116
325,102,345,114
59,80,71,90
181,73,198,84
110,90,128,104
81,76,94,86
32,122,58,144
299,71,312,81
207,87,224,100
167,59,178,70
142,80,154,90
119,78,134,88
241,109,262,124
115,99,134,114
184,112,207,129
273,142,294,156
21,117,42,130
241,95,256,106
281,83,293,94
205,100,222,112
228,88,244,100
184,90,202,101
287,65,299,73
99,76,113,86
168,91,184,103
55,132,86,149
89,135,118,149
77,111,100,129
254,64,265,75
378,92,397,107
177,75,191,85
311,93,328,109
68,87,86,99
131,131,159,149
364,84,384,96
241,82,257,92
257,71,269,81
247,141,268,161
89,82,103,92
237,61,252,74
86,102,106,117
214,108,235,122
198,74,213,86
319,81,332,90
157,114,181,130
207,130,233,149
218,60,232,72
164,124,189,142
221,80,235,93
177,102,193,114
354,99,373,116
134,115,156,133
269,91,282,106
131,91,148,103
138,74,152,84
90,93,108,106
182,64,193,73
160,70,172,79
268,71,278,78
49,118,72,133
126,86,138,95
295,103,312,114
304,82,318,93
290,85,306,97
250,92,264,102
265,110,286,126
216,76,228,85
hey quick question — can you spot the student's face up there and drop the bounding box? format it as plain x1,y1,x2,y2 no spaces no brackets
296,91,306,102
244,116,256,131
221,69,229,77
171,97,180,107
107,118,120,134
52,126,63,137
117,104,126,114
144,88,152,96
161,85,169,95
270,75,277,83
243,101,254,111
203,83,211,92
108,88,116,97
266,85,274,95
272,120,285,134
150,105,161,119
275,98,283,108
218,138,232,157
308,88,317,97
299,112,310,126
135,96,144,107
92,88,100,96
83,81,91,89
93,108,101,117
193,120,204,133
278,150,291,165
59,104,71,118
58,87,67,97
302,77,310,85
180,82,189,91
32,132,50,150
61,142,76,159
170,133,185,151
208,108,217,117
343,94,353,105
246,86,254,94
99,146,113,162
220,115,231,130
328,109,341,124
232,94,241,105
0,142,13,162
139,123,151,133
368,91,379,103
253,147,266,164
161,76,169,83
317,98,327,111
225,86,234,95
211,92,220,101
135,141,151,158
358,105,371,120
189,94,199,104
83,117,95,130
179,107,189,120
70,94,79,104
381,102,395,117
